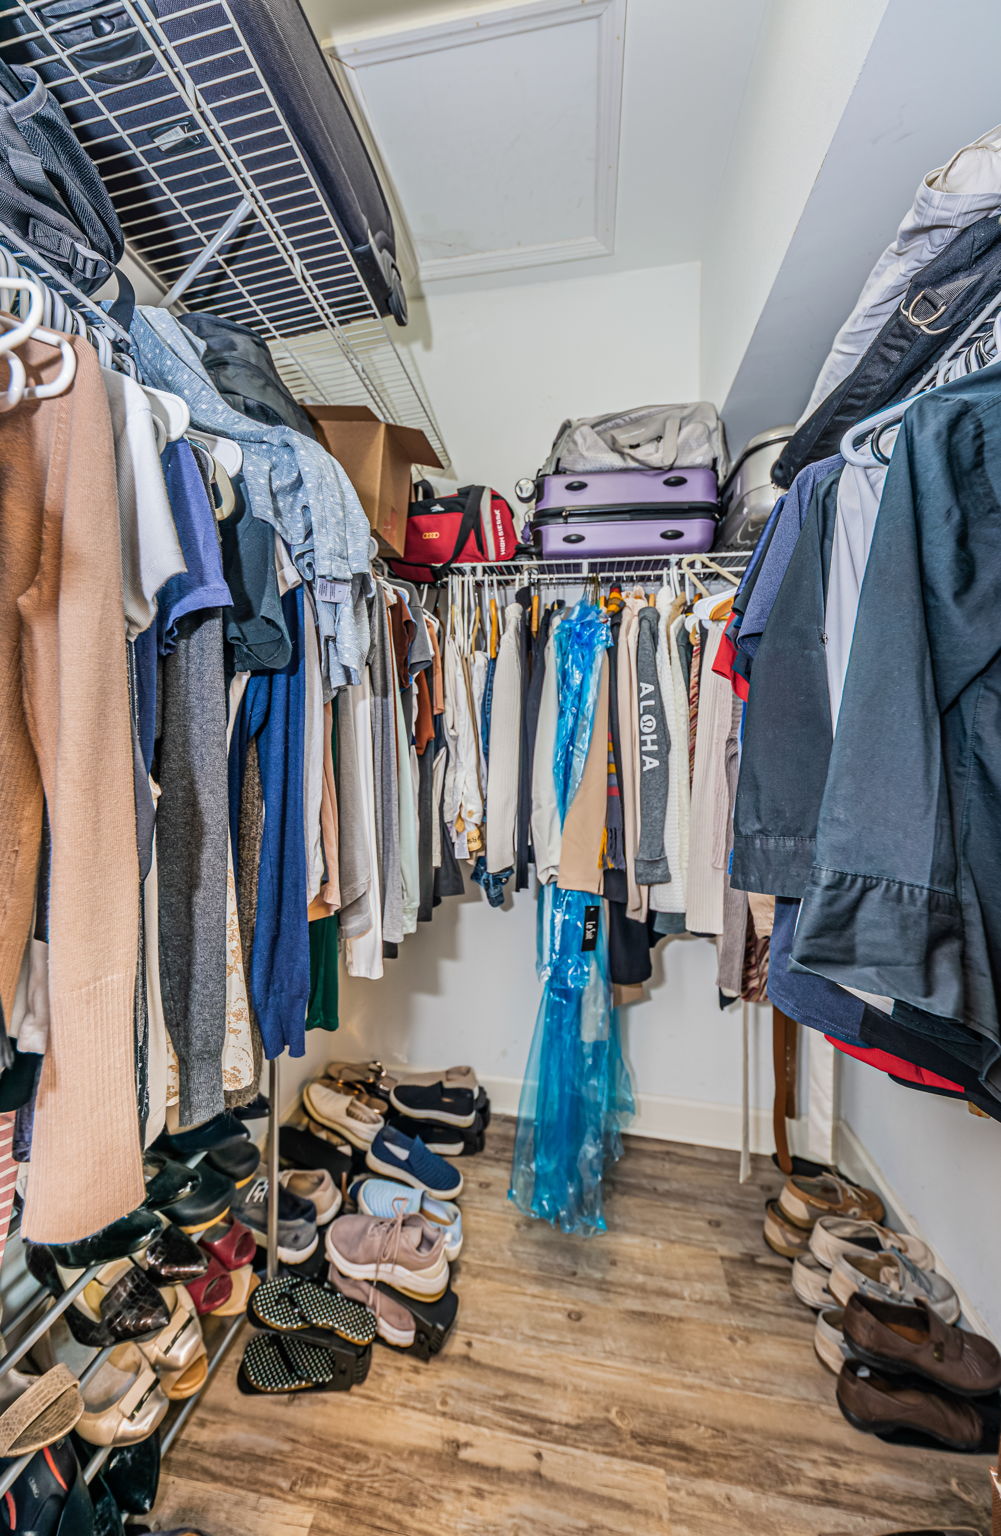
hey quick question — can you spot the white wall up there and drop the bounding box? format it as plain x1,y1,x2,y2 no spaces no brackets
722,0,1001,451
403,259,701,498
699,0,888,409
282,253,783,1145
332,885,776,1149
839,1057,1001,1340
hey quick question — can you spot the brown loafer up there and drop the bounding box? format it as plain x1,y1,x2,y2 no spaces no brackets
778,1173,885,1229
843,1293,1001,1398
836,1359,985,1451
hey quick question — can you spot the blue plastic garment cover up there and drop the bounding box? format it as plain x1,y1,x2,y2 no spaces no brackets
510,602,634,1234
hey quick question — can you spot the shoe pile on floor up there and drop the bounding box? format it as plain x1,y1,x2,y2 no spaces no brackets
236,1060,489,1394
765,1171,1001,1454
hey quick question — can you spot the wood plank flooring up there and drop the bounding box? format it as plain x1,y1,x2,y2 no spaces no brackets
151,1120,992,1535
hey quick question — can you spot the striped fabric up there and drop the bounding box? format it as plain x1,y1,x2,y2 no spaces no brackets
687,628,701,786
0,1112,19,1280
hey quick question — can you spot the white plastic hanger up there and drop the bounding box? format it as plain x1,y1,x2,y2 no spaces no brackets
142,384,190,446
0,349,27,412
0,305,77,401
0,276,43,357
189,428,242,476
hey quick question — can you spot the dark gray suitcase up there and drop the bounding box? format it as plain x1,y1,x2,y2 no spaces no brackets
0,0,408,326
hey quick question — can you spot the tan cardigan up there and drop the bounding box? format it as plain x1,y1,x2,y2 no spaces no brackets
0,336,144,1240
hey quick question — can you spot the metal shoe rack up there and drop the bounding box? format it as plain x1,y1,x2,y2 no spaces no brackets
0,1151,250,1503
0,0,452,1504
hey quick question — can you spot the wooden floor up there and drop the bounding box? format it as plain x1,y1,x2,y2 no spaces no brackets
152,1119,991,1536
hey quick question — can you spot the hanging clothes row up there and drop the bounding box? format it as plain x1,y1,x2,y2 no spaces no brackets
373,557,757,1235
0,287,377,1244
723,215,1001,1123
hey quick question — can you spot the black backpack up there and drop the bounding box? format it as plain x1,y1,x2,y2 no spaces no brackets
180,312,316,437
0,53,123,291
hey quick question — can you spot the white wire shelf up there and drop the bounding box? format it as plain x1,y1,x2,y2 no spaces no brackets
454,550,753,583
0,0,451,469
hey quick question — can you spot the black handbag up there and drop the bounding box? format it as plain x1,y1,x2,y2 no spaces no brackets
0,1,156,87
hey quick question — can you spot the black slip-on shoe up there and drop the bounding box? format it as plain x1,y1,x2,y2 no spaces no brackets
204,1137,260,1187
44,1209,162,1270
153,1113,249,1157
158,1163,235,1236
142,1154,198,1213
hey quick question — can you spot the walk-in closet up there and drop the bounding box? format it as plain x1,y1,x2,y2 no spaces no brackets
0,1,1000,1533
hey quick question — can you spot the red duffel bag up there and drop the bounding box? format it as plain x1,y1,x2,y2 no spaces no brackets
388,480,520,583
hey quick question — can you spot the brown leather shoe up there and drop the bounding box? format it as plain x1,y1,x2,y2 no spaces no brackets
843,1294,1001,1397
778,1172,884,1228
836,1359,985,1450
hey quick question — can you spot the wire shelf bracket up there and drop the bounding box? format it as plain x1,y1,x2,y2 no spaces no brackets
0,0,452,470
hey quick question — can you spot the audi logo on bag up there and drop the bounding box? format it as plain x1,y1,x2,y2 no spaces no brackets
421,530,440,539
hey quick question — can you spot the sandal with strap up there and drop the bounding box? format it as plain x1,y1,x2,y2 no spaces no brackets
184,1254,233,1317
0,1365,82,1457
205,1264,258,1318
236,1333,370,1395
198,1216,256,1272
248,1274,375,1346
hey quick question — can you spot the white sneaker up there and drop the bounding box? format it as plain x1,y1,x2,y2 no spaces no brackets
830,1250,960,1323
809,1216,934,1272
303,1082,384,1150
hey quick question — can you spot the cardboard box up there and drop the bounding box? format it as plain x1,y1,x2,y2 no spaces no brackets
304,405,442,558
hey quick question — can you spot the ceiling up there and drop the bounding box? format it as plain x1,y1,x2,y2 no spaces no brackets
304,0,768,293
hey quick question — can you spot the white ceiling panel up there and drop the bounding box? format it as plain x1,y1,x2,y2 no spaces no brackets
333,0,625,281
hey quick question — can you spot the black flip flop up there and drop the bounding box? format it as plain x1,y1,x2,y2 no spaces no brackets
248,1274,376,1346
237,1333,370,1395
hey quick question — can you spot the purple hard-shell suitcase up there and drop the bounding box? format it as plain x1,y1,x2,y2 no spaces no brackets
533,510,717,558
532,465,718,558
534,465,718,514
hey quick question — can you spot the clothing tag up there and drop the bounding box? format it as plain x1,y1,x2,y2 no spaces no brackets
314,577,351,605
582,906,600,952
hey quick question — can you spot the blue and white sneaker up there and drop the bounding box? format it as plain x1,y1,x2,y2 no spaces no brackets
350,1177,463,1260
364,1126,463,1200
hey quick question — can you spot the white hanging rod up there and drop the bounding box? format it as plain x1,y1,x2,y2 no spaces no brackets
457,552,751,583
157,194,252,309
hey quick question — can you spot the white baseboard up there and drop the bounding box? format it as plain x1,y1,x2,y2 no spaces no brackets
480,1074,812,1159
836,1119,992,1341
